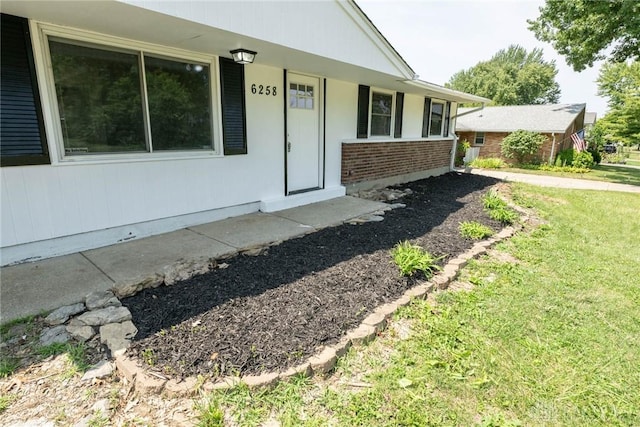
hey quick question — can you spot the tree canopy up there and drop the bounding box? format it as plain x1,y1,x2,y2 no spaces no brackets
445,45,560,105
528,0,640,72
591,61,640,146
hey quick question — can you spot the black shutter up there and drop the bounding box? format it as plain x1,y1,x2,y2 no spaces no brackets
1,14,49,167
394,92,404,138
421,98,432,138
219,57,247,155
356,85,370,139
443,101,451,137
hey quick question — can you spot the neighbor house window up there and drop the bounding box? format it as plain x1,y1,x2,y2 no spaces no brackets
474,132,485,145
47,35,216,156
370,91,393,136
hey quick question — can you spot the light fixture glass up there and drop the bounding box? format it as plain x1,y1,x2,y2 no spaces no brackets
230,48,257,64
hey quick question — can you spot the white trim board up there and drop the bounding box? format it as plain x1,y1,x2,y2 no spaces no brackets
1,202,260,266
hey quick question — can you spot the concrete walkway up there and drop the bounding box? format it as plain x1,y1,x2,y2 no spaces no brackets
0,196,389,323
467,169,640,193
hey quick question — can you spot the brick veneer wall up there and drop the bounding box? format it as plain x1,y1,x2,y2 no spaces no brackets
458,131,559,163
341,139,452,185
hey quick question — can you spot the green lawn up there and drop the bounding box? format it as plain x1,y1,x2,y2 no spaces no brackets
197,185,640,426
504,164,640,187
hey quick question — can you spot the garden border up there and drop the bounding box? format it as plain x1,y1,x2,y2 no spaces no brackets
114,222,522,397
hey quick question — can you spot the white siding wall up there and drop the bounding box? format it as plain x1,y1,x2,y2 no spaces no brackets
324,79,358,188
0,63,285,251
120,0,405,78
402,93,426,137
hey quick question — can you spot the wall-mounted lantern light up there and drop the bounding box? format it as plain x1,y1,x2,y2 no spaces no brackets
230,48,257,64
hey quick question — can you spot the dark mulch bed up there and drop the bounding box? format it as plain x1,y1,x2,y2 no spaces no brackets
122,173,501,379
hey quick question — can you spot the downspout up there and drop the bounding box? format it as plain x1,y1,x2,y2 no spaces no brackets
549,132,556,165
449,103,486,171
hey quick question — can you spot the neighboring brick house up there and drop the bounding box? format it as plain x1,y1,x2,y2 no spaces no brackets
456,104,586,164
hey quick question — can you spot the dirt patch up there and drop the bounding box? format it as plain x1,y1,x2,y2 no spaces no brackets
122,173,503,380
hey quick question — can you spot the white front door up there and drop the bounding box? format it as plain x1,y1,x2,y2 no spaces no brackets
287,73,320,193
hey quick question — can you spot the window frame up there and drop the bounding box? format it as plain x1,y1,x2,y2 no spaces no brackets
428,100,446,137
474,132,485,145
368,88,395,138
36,22,224,164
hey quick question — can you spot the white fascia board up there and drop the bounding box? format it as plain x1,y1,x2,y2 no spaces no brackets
404,80,492,104
340,0,416,80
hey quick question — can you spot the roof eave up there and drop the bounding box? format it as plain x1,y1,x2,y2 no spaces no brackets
404,79,491,104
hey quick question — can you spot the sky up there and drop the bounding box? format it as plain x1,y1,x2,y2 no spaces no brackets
357,0,608,118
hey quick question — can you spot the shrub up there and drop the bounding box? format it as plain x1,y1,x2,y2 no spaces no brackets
459,221,494,240
470,157,506,169
538,164,590,173
555,149,595,169
391,241,442,277
554,148,575,166
588,148,602,164
501,130,546,164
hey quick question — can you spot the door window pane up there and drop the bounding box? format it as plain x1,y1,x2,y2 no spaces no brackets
49,40,146,154
289,83,314,110
145,56,212,150
429,102,444,136
370,92,392,136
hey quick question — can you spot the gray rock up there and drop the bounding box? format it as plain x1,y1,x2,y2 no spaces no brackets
112,274,163,298
75,306,132,326
388,203,406,209
163,260,211,286
85,290,121,310
39,325,70,346
81,360,114,381
44,303,85,326
100,321,137,355
66,324,95,342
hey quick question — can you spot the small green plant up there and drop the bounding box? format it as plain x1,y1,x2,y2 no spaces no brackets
0,358,20,378
0,393,17,414
470,157,506,169
36,342,67,357
459,221,494,240
482,190,518,224
142,348,157,367
482,190,507,210
391,241,442,277
197,399,225,426
66,342,91,372
488,207,518,225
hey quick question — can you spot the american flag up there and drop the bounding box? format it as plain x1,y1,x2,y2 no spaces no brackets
571,129,586,152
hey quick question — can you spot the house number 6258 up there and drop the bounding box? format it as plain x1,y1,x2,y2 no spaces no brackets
251,84,277,96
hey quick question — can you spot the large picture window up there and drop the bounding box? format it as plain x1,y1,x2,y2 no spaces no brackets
48,36,214,156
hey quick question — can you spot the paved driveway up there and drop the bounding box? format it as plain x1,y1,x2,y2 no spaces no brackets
467,169,640,194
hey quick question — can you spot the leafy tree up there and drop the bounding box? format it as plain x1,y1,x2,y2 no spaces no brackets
501,130,547,164
528,0,640,71
596,61,640,109
446,45,560,105
594,61,640,146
